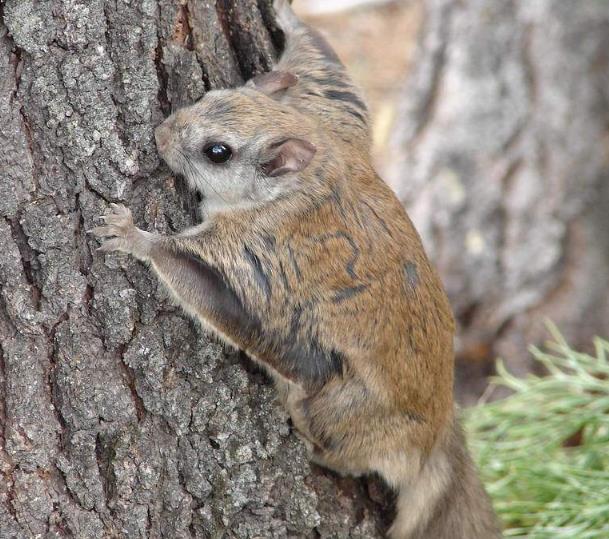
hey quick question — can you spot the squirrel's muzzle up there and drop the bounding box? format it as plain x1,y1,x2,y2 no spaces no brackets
155,122,171,157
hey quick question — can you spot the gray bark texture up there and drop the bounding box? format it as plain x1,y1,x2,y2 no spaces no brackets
0,1,388,537
387,0,609,399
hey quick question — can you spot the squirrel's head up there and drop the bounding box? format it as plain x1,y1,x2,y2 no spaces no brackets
155,72,318,216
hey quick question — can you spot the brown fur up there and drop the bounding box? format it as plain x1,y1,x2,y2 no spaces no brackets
93,1,501,536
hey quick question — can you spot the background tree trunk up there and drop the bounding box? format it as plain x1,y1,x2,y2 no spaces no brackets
0,1,388,536
386,0,609,402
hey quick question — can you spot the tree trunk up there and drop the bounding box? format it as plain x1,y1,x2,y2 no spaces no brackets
386,0,609,401
0,1,387,536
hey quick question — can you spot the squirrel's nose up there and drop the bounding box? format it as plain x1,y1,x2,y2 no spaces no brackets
155,122,171,156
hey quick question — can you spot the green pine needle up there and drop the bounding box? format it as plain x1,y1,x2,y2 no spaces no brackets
465,324,609,538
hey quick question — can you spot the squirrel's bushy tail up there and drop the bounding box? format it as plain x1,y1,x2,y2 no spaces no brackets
389,421,501,539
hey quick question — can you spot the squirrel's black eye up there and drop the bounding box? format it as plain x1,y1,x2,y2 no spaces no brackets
203,143,232,164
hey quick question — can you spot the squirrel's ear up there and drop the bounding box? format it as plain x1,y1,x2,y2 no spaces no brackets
247,71,298,96
261,138,316,177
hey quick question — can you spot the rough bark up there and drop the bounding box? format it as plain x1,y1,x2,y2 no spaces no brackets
386,0,609,400
0,1,388,536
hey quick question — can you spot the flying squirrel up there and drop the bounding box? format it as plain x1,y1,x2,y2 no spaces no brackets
93,1,501,536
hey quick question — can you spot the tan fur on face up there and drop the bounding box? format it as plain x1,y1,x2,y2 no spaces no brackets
155,89,325,217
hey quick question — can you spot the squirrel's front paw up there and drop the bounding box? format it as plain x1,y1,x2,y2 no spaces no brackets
91,204,153,259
